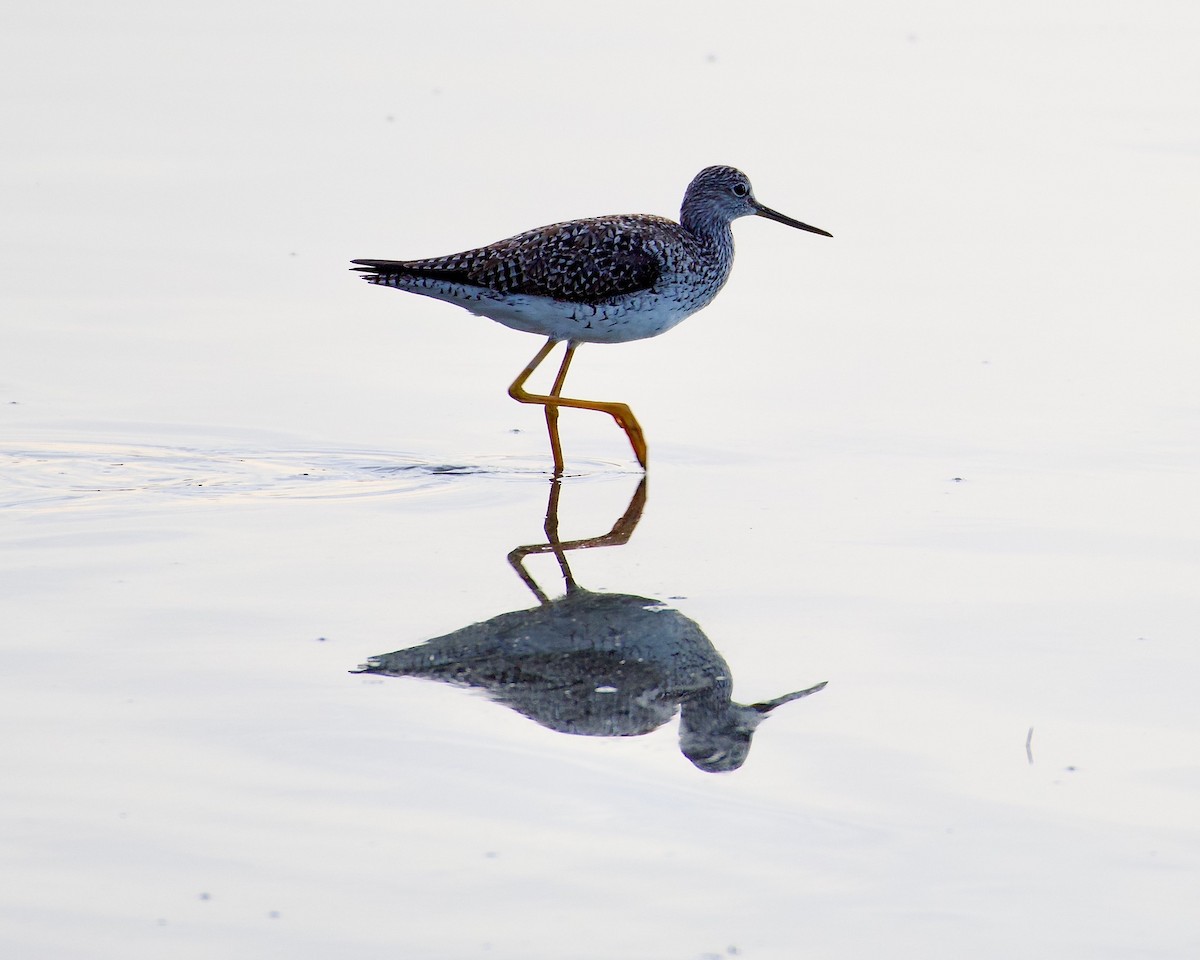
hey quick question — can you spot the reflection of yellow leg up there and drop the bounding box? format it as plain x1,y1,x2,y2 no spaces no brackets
507,338,649,470
508,475,648,602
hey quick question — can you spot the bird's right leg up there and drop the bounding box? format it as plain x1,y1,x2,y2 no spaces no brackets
509,338,566,473
543,342,578,476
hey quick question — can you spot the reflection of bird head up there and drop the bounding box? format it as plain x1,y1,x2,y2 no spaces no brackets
679,682,827,773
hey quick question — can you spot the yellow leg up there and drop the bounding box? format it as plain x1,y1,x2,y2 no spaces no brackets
507,338,648,470
543,343,576,475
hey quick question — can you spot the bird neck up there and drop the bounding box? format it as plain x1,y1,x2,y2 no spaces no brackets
680,207,735,264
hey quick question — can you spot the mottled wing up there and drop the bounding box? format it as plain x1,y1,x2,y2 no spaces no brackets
352,215,671,304
473,217,665,303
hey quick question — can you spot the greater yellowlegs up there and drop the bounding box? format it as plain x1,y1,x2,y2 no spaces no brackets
352,165,831,471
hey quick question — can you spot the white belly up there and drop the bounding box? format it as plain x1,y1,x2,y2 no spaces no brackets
403,279,706,344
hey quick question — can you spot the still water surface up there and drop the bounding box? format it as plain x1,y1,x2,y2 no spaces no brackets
3,2,1198,957
3,429,1195,958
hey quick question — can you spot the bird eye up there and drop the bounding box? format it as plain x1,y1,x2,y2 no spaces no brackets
731,182,749,198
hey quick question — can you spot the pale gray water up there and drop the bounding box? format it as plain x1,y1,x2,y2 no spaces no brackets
3,3,1199,958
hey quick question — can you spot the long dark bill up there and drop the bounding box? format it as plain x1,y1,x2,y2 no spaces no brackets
754,202,833,238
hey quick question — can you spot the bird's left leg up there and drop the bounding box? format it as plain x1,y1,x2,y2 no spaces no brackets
508,337,648,470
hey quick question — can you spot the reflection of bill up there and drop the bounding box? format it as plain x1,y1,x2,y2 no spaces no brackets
353,478,826,773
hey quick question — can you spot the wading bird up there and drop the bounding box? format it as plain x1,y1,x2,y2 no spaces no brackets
352,165,831,472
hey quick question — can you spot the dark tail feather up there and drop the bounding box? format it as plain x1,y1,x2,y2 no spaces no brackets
350,258,420,286
350,258,409,274
350,258,473,286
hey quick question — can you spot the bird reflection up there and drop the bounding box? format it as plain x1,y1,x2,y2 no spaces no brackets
355,479,825,772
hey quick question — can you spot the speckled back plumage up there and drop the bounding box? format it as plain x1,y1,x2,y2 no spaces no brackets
353,168,753,343
352,165,829,346
363,215,681,305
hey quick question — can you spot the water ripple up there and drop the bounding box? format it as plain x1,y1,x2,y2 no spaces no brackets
0,441,631,512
